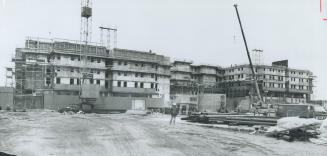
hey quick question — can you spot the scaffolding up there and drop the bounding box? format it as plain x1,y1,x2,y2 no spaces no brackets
11,61,55,110
251,49,263,65
99,26,118,50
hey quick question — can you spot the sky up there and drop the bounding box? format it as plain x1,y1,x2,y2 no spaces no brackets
0,0,326,99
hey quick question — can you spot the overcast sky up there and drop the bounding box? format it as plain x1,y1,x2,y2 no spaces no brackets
0,0,326,99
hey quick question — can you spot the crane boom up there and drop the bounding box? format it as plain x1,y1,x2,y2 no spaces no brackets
233,4,262,103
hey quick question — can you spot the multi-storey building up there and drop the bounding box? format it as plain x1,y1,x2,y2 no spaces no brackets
170,60,224,95
108,49,171,104
192,64,224,93
222,60,314,104
170,60,314,112
12,37,315,112
170,60,225,113
13,37,170,110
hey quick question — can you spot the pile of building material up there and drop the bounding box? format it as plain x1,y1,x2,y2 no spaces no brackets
266,117,321,142
310,119,327,145
206,115,277,126
58,106,81,115
182,112,278,126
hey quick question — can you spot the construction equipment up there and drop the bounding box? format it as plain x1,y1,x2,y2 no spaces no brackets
79,0,99,112
99,26,118,49
233,4,264,112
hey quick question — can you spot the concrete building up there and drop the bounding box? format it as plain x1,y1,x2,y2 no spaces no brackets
11,37,315,112
222,60,314,111
170,60,314,113
13,37,170,111
170,60,225,114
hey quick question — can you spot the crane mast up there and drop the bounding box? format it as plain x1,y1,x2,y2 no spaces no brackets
233,4,263,105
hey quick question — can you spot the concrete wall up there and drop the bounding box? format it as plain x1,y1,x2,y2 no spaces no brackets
0,87,14,109
14,96,43,110
198,66,217,74
95,97,164,110
172,94,198,105
43,94,165,111
171,73,191,80
198,94,225,112
52,54,106,69
226,97,251,112
172,63,191,72
44,94,80,110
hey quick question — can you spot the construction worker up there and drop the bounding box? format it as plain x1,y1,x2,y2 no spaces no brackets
170,103,178,125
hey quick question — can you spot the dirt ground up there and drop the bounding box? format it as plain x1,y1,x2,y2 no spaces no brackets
1,110,327,156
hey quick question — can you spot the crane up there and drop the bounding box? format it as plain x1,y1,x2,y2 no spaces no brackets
233,4,264,112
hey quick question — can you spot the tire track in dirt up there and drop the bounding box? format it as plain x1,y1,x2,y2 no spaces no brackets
140,116,279,156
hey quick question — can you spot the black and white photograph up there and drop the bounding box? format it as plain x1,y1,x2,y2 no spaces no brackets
0,0,327,155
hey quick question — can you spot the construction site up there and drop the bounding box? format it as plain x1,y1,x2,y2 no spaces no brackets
1,0,327,156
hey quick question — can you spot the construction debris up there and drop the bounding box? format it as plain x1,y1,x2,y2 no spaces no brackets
266,117,321,142
183,112,277,126
77,110,85,114
310,119,327,145
274,117,321,130
58,106,80,114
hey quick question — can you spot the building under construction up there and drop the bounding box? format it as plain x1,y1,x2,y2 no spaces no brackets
8,0,314,112
11,38,314,112
223,60,313,103
169,59,314,112
170,60,226,113
12,37,171,111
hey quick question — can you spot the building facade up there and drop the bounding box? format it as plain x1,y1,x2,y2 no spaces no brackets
170,60,314,112
13,37,171,110
223,61,314,104
170,60,225,113
12,37,315,111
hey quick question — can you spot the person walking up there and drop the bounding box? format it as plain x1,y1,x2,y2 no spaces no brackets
170,103,178,125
